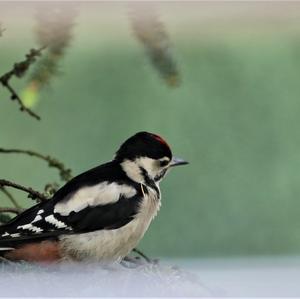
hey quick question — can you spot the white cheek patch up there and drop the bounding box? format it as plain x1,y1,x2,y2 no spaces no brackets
121,158,159,183
54,182,137,216
45,215,68,229
121,160,143,183
137,157,168,183
160,156,170,162
138,157,158,178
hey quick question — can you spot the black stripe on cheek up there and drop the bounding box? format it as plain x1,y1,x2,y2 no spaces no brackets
154,169,167,181
139,167,160,198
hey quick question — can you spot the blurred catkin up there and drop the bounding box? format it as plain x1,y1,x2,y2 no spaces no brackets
130,5,180,87
0,23,4,37
23,5,76,107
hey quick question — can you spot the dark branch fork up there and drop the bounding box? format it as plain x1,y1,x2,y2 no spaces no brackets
0,47,46,120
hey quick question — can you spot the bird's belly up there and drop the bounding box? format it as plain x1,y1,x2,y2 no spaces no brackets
59,219,145,261
59,195,160,262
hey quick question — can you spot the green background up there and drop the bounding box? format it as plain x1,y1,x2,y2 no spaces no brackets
1,2,300,257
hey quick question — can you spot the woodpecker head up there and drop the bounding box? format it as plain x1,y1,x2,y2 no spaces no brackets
115,131,188,184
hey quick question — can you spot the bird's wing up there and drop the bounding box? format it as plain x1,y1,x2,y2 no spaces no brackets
0,162,143,248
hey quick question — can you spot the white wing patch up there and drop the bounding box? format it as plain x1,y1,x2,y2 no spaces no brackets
17,223,43,233
10,233,21,238
54,182,137,216
31,215,42,223
45,215,68,229
0,232,19,238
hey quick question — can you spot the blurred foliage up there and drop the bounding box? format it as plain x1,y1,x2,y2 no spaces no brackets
0,23,4,37
130,4,180,87
23,5,76,108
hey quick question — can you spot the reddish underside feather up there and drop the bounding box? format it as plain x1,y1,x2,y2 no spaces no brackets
4,241,61,262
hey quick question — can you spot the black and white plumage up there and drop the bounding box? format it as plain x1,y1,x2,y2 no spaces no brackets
0,132,188,262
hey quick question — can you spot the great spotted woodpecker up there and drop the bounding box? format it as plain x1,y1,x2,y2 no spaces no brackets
0,132,188,262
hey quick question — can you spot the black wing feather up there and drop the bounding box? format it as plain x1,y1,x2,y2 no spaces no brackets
66,195,141,232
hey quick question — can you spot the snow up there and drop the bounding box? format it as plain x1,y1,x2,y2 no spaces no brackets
183,257,300,297
1,257,300,297
0,260,209,297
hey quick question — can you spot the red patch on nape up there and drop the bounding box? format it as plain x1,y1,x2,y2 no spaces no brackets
151,134,170,149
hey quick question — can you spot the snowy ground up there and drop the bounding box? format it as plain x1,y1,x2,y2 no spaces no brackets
1,257,300,297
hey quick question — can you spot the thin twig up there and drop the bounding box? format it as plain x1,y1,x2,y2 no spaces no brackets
0,256,12,263
0,47,46,120
0,207,21,214
0,187,21,209
2,81,41,120
0,179,47,202
0,148,72,182
132,248,151,263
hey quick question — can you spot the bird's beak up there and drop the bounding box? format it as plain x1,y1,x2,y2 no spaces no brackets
169,157,189,167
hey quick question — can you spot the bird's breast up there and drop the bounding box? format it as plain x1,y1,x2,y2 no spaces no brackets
59,187,161,262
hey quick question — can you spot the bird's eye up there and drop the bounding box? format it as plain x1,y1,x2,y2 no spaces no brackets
160,159,169,167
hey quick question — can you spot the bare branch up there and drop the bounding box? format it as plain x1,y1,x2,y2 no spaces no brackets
0,148,72,182
0,47,46,120
1,81,41,120
132,248,151,263
44,182,60,197
0,256,12,263
0,207,22,215
0,179,47,202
